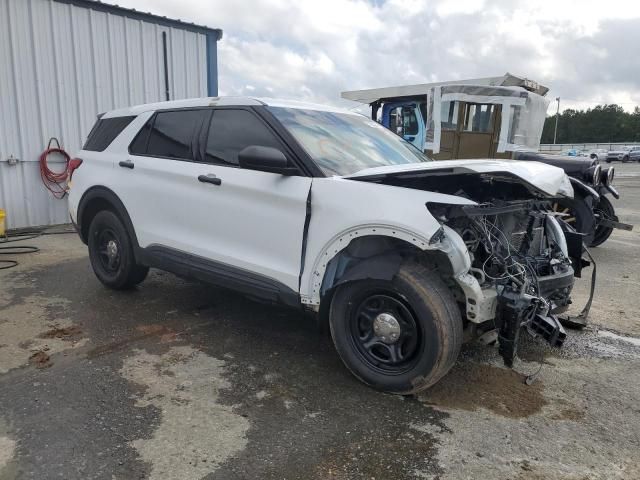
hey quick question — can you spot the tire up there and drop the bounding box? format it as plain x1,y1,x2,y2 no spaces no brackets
606,159,611,163
591,195,616,247
329,262,462,394
622,156,629,163
551,195,596,245
88,210,149,289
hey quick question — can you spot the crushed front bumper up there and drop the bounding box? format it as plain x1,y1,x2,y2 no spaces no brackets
496,266,576,367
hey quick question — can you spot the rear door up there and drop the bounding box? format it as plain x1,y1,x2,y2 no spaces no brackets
120,107,311,294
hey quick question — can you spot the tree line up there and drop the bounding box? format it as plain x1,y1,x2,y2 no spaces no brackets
540,104,640,144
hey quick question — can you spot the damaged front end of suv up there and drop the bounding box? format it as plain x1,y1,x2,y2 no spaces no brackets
349,163,590,367
429,198,583,366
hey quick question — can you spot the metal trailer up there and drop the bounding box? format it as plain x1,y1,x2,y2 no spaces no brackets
342,73,633,248
0,0,222,230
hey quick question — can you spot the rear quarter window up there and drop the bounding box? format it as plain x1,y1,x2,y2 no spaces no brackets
83,116,136,151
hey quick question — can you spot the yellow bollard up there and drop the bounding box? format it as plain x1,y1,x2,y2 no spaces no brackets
0,209,5,237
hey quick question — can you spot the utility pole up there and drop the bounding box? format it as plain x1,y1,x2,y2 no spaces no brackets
553,97,560,144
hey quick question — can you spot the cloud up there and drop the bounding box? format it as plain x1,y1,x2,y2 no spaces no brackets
105,0,640,112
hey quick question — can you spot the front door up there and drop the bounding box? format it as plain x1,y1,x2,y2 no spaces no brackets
122,107,311,294
455,102,501,159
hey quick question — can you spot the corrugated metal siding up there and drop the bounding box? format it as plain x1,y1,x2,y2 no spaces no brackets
0,0,209,229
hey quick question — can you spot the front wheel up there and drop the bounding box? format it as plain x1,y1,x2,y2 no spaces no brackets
88,210,149,289
551,196,596,245
329,262,462,394
591,196,617,247
622,156,629,163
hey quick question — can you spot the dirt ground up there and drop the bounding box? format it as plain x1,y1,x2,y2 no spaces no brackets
1,163,639,480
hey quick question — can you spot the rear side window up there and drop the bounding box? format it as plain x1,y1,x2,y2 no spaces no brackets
144,110,207,160
83,116,136,151
205,109,282,165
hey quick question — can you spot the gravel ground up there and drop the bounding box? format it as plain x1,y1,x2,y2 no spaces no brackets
0,163,639,479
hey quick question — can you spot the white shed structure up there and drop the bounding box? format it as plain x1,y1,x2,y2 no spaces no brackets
0,0,222,229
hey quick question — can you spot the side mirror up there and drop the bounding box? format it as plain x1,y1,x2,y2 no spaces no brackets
238,146,299,175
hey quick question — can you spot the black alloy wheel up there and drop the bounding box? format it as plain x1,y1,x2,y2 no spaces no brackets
88,210,149,289
329,262,462,394
350,293,421,374
96,228,122,273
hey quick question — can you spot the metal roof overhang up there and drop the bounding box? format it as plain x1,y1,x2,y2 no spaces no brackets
341,72,549,104
52,0,223,39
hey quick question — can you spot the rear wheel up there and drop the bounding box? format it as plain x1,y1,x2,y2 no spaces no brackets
88,210,148,289
622,155,629,163
329,262,462,394
591,196,616,247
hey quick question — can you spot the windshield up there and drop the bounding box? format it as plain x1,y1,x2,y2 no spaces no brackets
268,107,429,176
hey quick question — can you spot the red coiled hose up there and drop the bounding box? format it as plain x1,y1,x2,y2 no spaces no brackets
39,137,70,199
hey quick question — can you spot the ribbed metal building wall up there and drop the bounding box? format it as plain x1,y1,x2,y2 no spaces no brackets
0,0,220,229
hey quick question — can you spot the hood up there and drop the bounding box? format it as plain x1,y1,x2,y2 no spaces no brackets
513,151,595,176
343,159,572,197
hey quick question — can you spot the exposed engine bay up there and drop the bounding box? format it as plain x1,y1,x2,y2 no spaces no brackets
430,200,578,366
356,170,590,366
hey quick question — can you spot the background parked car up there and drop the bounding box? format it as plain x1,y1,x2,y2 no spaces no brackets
606,146,632,162
589,149,608,161
629,146,640,161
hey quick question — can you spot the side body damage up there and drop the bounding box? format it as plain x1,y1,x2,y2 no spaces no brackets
303,165,587,366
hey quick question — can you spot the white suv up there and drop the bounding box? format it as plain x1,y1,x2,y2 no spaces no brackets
69,97,581,394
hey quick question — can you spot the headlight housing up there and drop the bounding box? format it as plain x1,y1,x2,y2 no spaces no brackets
601,166,615,186
584,164,601,186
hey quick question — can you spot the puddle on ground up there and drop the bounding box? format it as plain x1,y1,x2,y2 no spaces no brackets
121,346,249,480
418,362,546,418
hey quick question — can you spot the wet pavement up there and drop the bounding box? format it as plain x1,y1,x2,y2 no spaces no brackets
1,163,640,479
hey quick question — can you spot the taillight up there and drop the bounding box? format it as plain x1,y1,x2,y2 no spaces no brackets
68,158,83,181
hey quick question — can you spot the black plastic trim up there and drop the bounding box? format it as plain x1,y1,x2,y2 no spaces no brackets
76,186,140,248
137,245,300,307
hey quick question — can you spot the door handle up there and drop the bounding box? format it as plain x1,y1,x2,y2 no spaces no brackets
198,174,222,186
119,160,134,169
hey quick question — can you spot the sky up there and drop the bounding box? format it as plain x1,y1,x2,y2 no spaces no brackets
104,0,640,114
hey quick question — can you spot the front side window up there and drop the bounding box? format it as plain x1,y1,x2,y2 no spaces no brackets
205,109,283,165
134,110,207,160
269,107,429,176
388,106,419,136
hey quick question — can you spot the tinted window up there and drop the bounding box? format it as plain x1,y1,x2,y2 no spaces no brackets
129,117,153,155
84,116,136,151
146,110,207,160
205,109,282,165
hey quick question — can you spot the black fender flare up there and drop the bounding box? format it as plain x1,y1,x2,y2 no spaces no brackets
568,177,599,206
324,251,404,294
77,186,139,248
